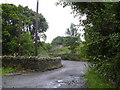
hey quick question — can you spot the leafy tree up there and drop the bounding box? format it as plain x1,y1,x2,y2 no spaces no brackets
51,23,81,53
17,5,48,37
37,42,53,55
2,4,18,55
51,36,68,46
65,23,81,53
2,4,49,55
58,1,120,86
21,32,34,56
44,43,53,52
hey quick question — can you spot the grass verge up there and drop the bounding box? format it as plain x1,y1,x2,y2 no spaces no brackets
85,68,116,88
0,67,23,75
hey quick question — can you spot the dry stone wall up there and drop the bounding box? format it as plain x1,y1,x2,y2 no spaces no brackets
2,56,62,71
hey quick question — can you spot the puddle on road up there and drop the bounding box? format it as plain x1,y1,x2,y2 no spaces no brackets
48,81,65,88
57,80,63,83
45,76,85,88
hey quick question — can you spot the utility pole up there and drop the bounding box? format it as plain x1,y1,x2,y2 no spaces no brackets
18,17,21,56
35,0,39,56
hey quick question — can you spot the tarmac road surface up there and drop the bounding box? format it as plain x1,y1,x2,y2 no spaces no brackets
2,60,90,88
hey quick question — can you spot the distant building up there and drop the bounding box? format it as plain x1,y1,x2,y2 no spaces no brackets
40,52,48,55
51,45,64,50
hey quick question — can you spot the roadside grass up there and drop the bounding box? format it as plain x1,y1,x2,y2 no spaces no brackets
51,47,70,55
85,68,116,88
0,67,23,75
0,68,2,75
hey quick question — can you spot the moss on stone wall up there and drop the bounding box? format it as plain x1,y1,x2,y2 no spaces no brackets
2,56,62,71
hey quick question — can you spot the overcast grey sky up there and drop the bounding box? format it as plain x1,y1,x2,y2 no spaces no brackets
1,0,85,43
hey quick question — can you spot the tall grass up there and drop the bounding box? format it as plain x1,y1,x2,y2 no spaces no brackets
50,47,70,55
85,68,116,88
1,67,23,75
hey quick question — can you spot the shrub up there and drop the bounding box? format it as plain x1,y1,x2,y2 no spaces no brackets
58,54,83,61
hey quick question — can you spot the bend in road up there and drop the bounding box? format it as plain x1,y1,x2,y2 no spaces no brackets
3,60,90,88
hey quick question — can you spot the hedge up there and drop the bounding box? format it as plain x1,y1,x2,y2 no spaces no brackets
1,56,62,71
50,54,83,61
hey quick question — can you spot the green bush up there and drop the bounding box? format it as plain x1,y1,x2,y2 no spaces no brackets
94,58,120,88
58,54,83,61
50,47,70,55
86,68,117,88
